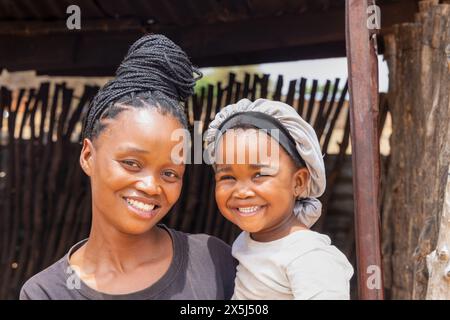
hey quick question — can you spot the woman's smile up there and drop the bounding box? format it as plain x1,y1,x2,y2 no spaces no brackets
81,108,185,235
122,195,162,219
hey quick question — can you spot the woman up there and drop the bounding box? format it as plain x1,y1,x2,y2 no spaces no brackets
20,34,236,300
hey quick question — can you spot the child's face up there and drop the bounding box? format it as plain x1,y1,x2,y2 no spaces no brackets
214,129,309,240
80,108,185,235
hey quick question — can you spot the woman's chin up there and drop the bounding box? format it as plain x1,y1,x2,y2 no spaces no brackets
117,220,159,236
116,211,167,235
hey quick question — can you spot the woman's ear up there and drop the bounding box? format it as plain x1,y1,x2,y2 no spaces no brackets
80,138,95,177
293,167,310,198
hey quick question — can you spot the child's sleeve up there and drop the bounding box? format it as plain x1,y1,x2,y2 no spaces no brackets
286,249,353,300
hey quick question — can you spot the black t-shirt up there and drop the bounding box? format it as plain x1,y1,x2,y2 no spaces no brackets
20,225,237,300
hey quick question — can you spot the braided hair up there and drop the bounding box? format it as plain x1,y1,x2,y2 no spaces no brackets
82,34,202,141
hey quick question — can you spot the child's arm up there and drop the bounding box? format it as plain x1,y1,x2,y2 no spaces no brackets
286,249,353,300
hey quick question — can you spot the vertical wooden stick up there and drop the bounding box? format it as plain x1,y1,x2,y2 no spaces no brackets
345,0,384,299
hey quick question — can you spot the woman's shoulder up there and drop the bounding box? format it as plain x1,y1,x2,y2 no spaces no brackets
168,227,232,256
19,255,68,300
165,227,237,299
20,239,88,300
166,226,236,269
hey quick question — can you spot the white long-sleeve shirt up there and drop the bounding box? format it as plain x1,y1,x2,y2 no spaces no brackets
231,229,354,300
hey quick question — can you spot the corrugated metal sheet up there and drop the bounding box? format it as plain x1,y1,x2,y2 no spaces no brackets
0,0,348,26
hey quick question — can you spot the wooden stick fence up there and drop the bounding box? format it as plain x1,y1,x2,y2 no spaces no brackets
0,72,387,299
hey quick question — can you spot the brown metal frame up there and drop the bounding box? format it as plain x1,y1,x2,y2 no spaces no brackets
345,0,384,299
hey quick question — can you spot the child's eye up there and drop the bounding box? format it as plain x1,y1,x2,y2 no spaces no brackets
255,172,269,178
162,170,179,181
218,175,235,181
163,171,176,178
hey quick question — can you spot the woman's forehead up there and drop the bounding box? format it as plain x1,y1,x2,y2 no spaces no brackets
95,108,184,149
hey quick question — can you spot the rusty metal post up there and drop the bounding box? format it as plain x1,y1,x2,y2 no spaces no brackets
345,0,384,299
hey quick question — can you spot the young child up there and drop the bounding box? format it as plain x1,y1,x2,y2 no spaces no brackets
205,98,354,300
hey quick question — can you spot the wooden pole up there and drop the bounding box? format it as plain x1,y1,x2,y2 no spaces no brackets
345,0,384,299
426,169,450,299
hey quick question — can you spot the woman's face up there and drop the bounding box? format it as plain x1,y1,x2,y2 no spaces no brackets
80,108,186,235
214,129,309,240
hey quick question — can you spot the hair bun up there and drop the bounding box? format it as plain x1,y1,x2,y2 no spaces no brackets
83,34,200,140
115,34,202,102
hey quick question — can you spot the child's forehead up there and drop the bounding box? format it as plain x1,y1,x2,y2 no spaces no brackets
219,128,274,143
214,128,296,167
216,128,283,154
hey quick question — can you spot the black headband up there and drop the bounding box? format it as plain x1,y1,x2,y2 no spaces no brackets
216,111,306,167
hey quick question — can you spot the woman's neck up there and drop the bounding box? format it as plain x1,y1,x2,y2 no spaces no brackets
72,213,168,275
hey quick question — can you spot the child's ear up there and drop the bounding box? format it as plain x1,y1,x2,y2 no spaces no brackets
293,167,310,198
79,138,95,177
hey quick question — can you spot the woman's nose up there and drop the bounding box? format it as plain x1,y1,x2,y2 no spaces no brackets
136,175,162,195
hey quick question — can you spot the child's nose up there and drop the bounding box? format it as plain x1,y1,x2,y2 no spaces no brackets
136,176,162,195
233,183,255,199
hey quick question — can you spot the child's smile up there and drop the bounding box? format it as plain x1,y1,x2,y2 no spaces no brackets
233,205,266,217
229,200,268,218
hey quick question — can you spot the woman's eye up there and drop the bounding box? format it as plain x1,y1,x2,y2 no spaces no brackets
121,160,140,169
